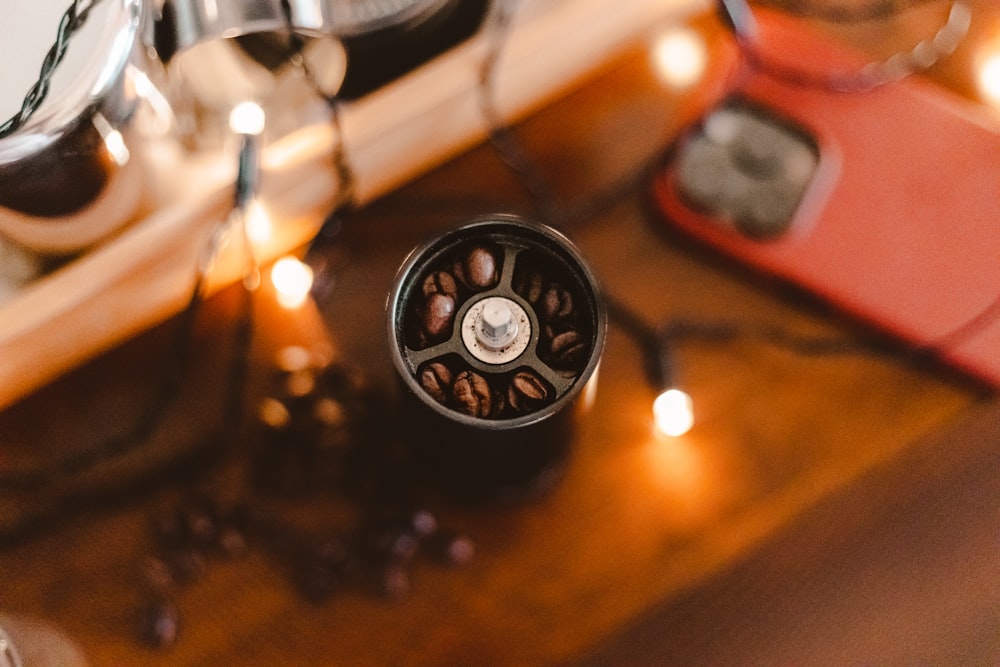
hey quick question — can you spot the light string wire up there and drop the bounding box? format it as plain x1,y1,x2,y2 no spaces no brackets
0,208,255,497
718,0,972,92
476,0,990,395
0,0,106,139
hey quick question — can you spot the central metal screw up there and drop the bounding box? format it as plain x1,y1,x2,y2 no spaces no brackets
476,298,518,349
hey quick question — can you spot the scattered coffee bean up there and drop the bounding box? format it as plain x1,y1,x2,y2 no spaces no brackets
215,524,249,559
432,532,475,567
409,509,438,539
140,555,176,594
507,370,550,414
379,563,410,600
166,547,208,585
419,362,453,405
452,370,492,418
139,598,180,649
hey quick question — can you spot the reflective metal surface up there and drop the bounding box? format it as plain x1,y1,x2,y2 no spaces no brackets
0,0,147,248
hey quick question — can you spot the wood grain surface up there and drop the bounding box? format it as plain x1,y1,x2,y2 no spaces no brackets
1,3,998,665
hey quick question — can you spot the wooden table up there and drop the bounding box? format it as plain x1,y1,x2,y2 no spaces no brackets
2,4,999,664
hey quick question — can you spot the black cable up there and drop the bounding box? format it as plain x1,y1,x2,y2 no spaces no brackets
0,0,106,138
0,252,253,493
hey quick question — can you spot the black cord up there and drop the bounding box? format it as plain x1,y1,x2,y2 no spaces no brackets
0,0,106,139
0,251,253,494
472,0,980,394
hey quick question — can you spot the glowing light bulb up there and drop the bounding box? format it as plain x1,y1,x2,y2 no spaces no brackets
978,51,1000,106
244,201,272,245
651,27,707,88
271,256,314,309
228,101,266,136
653,388,694,437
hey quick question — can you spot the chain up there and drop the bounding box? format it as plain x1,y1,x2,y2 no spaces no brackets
0,0,106,139
752,0,943,23
723,0,972,92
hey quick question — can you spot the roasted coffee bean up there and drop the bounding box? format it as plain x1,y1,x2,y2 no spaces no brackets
419,362,453,405
452,370,492,418
507,370,550,413
539,284,573,323
491,389,507,419
514,268,544,305
140,555,176,593
379,563,411,600
167,547,208,585
139,598,181,649
421,292,456,339
181,499,220,548
409,509,439,538
547,329,588,369
215,524,249,559
453,245,498,290
422,270,458,301
431,532,475,567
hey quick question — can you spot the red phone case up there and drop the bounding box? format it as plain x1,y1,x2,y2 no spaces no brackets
652,10,1000,386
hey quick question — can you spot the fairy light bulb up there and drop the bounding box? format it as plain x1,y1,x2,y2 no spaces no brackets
228,101,266,136
271,256,314,309
653,387,694,437
978,50,1000,106
244,200,272,245
651,26,707,88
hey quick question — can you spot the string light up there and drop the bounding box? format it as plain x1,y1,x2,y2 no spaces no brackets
228,101,266,136
271,256,314,309
653,387,695,437
651,26,708,88
244,200,273,245
978,50,1000,106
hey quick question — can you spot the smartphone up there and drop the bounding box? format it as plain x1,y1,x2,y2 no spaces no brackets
651,10,1000,386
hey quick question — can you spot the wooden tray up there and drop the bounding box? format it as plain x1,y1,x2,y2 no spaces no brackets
0,0,704,409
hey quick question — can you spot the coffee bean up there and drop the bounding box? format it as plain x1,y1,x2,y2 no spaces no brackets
215,525,249,559
507,370,550,413
539,284,573,323
491,389,507,419
453,245,498,290
548,329,588,369
422,270,458,301
421,292,456,339
514,268,544,305
140,555,176,593
419,362,453,405
379,563,411,600
431,532,475,567
409,509,438,538
452,370,492,418
140,598,181,649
